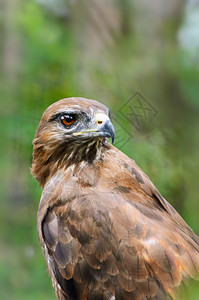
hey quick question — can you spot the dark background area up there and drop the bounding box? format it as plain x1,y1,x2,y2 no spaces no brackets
1,0,199,299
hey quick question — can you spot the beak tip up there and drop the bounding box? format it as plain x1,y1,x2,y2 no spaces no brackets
105,120,115,145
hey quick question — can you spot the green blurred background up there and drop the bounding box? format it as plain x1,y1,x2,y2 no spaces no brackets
1,0,199,299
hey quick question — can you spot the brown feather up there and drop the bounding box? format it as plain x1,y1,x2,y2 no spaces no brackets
32,97,199,299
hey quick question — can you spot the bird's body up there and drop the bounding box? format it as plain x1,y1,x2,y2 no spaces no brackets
32,98,199,300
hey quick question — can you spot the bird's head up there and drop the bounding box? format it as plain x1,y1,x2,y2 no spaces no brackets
31,97,115,185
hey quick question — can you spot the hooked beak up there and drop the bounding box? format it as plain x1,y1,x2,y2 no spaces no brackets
96,118,115,144
73,112,115,144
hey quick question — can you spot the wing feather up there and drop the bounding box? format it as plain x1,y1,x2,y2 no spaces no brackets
37,147,199,299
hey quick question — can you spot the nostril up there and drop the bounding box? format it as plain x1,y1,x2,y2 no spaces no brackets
97,121,103,124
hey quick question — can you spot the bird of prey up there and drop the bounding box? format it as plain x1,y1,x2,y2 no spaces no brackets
32,97,199,300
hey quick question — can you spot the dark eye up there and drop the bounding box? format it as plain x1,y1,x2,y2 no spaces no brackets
60,114,76,127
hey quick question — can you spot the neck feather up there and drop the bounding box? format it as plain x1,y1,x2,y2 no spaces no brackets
31,138,109,187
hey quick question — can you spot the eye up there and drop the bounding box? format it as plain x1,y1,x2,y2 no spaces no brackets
60,114,76,127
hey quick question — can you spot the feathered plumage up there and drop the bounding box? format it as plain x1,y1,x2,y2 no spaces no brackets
32,97,199,300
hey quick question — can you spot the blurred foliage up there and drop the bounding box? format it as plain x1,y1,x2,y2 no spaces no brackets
1,0,199,299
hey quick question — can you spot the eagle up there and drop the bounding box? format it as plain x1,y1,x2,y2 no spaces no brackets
32,97,199,300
